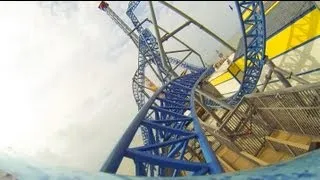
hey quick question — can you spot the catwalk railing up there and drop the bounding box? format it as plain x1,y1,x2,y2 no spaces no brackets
203,82,320,158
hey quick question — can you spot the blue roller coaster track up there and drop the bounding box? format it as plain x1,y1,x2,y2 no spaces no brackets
100,1,267,177
204,1,266,108
1,1,320,180
101,67,223,176
128,1,202,147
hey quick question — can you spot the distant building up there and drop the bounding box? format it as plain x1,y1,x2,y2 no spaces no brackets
214,50,230,69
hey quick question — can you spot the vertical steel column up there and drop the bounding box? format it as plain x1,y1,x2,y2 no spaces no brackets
266,60,292,88
99,2,139,47
148,1,179,78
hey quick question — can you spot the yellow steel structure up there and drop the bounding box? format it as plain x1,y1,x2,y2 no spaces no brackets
210,6,320,86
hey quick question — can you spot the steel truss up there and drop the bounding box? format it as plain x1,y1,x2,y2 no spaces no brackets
204,1,267,108
101,67,223,176
127,1,203,147
100,1,267,177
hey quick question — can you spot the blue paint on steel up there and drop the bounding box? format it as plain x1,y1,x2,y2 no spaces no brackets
0,149,320,179
189,67,223,174
168,57,202,73
127,1,201,73
128,1,202,151
205,1,267,108
104,1,268,175
100,0,319,178
0,1,317,179
100,76,172,173
101,68,223,176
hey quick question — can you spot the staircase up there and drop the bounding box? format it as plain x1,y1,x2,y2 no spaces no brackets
193,82,320,173
202,128,319,173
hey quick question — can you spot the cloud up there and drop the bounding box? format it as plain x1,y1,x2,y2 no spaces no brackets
0,0,137,170
39,1,79,18
0,1,242,173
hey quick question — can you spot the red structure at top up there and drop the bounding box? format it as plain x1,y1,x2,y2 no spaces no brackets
98,1,109,10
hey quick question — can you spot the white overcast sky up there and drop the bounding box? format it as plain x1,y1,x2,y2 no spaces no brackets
0,1,240,172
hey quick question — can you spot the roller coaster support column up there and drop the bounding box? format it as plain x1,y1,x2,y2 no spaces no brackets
149,1,178,78
260,68,273,92
159,1,236,53
170,51,193,73
273,68,309,85
265,57,309,89
194,97,221,122
196,89,233,110
266,60,292,88
128,18,149,35
161,21,191,42
146,19,205,67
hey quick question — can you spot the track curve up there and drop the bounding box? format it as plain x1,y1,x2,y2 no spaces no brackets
128,1,204,146
102,67,222,176
101,1,268,177
128,1,202,108
0,2,318,179
205,1,266,108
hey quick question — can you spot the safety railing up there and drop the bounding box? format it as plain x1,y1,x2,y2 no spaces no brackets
211,82,320,157
246,82,320,137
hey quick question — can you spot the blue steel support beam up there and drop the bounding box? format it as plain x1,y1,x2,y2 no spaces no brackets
149,1,178,78
100,69,222,176
127,1,202,149
189,67,223,174
204,1,267,108
101,0,266,177
100,77,171,173
127,1,201,76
